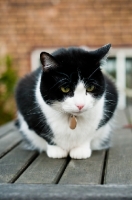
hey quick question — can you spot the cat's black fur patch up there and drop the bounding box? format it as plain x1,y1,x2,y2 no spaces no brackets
98,75,118,129
15,68,54,145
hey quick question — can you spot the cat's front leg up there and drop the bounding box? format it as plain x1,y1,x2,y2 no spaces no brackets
47,144,68,158
70,142,92,159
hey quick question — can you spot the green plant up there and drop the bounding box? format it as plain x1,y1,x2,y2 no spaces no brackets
0,55,17,125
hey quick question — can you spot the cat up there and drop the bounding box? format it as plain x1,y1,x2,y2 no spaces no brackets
15,44,118,159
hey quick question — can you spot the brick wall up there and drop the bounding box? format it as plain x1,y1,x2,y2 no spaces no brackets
0,0,132,76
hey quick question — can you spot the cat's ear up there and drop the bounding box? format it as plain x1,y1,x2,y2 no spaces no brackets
40,52,58,71
90,44,111,63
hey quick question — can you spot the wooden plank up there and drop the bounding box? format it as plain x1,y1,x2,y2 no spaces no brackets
0,130,22,159
0,121,16,138
0,143,38,183
114,109,128,128
129,106,132,122
127,106,132,125
59,150,105,184
0,184,132,200
16,153,68,184
104,109,132,184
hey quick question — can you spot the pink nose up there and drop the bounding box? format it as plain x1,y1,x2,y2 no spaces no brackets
76,105,84,110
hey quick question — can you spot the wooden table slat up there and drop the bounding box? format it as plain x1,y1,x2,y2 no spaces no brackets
0,143,38,183
0,130,22,159
115,109,128,127
127,106,132,126
104,109,132,184
59,150,105,185
0,121,16,138
1,184,132,200
16,153,69,184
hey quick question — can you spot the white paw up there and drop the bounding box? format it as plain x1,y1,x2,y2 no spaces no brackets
47,145,68,158
70,146,92,159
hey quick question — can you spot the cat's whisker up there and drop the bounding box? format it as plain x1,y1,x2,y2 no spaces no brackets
33,118,44,128
26,105,41,115
58,82,69,89
105,91,114,96
92,82,103,88
103,113,109,118
88,66,100,80
106,102,115,106
49,79,67,91
52,107,67,115
105,110,114,114
83,79,103,89
27,104,39,111
105,99,116,102
56,72,70,80
42,94,48,98
26,112,42,115
104,99,116,105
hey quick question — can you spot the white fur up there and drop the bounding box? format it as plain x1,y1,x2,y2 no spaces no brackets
47,144,68,158
18,74,113,159
18,112,47,152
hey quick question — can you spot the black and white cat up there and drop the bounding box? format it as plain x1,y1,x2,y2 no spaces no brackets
15,44,118,159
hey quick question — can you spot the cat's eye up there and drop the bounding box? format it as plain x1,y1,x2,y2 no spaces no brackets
61,87,70,93
86,85,95,92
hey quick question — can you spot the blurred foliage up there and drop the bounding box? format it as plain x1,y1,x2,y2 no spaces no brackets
0,55,17,125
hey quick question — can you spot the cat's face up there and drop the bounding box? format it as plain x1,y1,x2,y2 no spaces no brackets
40,44,111,115
61,81,100,115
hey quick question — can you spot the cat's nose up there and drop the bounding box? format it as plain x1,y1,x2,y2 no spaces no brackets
76,105,84,110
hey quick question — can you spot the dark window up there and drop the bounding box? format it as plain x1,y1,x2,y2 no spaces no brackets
104,57,116,79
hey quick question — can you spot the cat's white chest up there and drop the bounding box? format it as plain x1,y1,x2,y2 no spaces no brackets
43,103,103,151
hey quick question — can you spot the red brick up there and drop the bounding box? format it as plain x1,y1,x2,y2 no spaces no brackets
0,0,132,77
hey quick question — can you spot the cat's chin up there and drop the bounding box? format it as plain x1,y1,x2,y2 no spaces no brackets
70,110,88,116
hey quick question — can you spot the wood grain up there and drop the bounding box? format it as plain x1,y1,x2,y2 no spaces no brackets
127,106,132,126
59,150,105,185
0,184,132,200
16,153,69,184
0,130,22,158
0,143,37,183
0,121,16,138
104,109,132,184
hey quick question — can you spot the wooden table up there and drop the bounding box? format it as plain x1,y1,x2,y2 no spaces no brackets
0,108,132,199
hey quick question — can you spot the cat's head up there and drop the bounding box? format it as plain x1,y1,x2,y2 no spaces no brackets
40,44,111,115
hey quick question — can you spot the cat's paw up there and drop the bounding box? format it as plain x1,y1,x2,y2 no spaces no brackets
70,146,92,159
47,145,68,158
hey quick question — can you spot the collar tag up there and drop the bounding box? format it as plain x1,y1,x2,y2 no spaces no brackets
69,115,77,129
